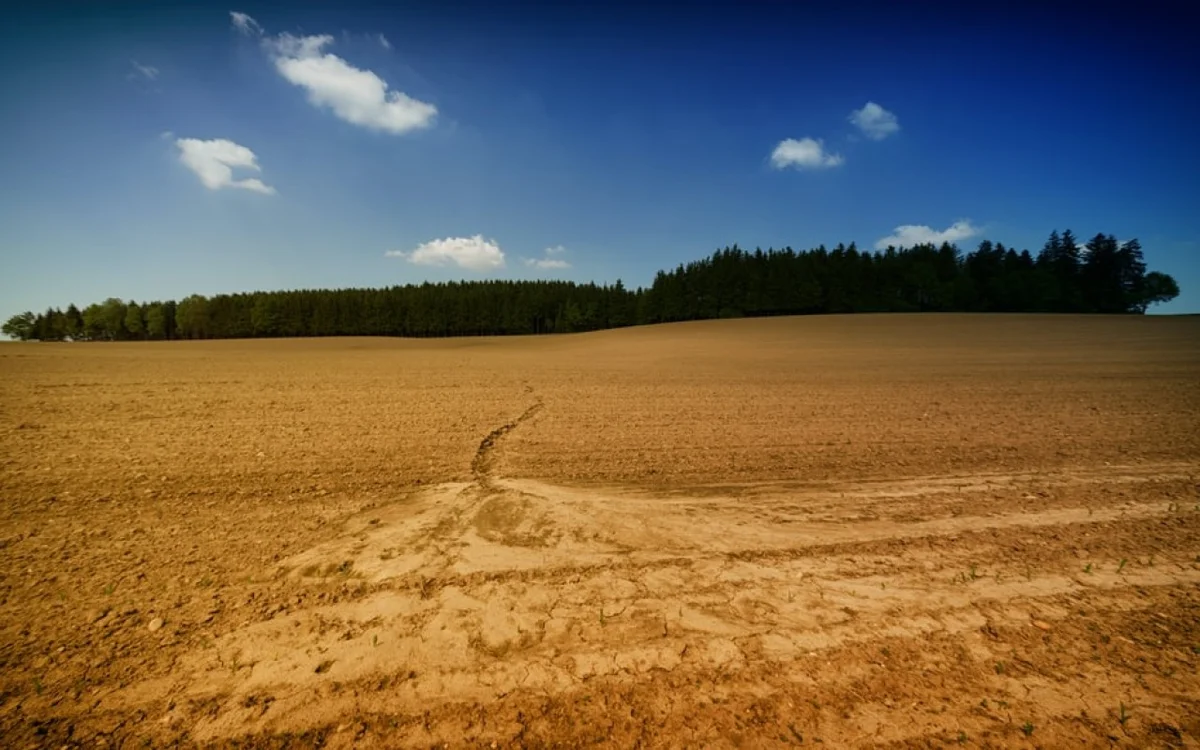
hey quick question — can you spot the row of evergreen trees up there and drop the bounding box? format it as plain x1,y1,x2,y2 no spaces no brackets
3,231,1180,341
645,231,1178,322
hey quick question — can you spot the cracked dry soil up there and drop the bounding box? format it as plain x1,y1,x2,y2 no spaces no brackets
1,314,1199,748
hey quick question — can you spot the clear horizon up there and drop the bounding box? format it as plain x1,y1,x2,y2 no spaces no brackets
2,1,1197,318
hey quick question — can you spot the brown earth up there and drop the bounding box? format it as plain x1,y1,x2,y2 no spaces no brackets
1,313,1198,748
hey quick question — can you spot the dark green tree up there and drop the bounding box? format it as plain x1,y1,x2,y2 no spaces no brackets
100,298,127,340
125,301,145,339
64,304,83,340
176,295,209,339
82,303,105,340
1132,271,1180,313
3,311,36,340
145,302,167,339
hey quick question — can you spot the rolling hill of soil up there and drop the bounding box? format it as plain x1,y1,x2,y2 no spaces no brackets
1,314,1198,747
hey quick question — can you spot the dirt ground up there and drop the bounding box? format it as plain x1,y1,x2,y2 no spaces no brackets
1,313,1198,748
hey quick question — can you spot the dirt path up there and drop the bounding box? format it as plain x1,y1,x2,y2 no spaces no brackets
471,389,544,490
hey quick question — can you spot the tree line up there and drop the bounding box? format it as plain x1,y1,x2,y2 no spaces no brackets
3,230,1180,341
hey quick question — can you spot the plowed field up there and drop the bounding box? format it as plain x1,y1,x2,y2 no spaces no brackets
2,314,1198,748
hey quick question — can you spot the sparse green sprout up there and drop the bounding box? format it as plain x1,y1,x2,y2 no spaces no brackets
1084,563,1093,574
954,566,982,584
1117,558,1127,573
957,730,968,744
1021,721,1034,737
1118,702,1129,727
994,661,1006,674
103,583,114,596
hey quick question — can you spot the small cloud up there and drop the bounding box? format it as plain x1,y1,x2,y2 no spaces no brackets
524,258,570,270
387,235,505,273
874,220,979,250
265,32,436,134
159,130,175,140
230,11,263,36
175,137,276,194
523,245,571,270
849,101,899,141
770,137,843,170
128,60,159,81
378,33,391,50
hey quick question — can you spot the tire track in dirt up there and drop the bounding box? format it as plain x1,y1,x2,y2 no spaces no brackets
165,547,1200,744
168,569,1199,745
368,388,549,606
306,582,1199,749
82,460,1198,745
470,395,544,491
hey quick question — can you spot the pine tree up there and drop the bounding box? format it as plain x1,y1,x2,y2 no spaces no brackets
125,301,145,339
64,304,83,340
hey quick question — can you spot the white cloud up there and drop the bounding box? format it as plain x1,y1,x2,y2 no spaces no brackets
770,137,843,170
524,258,570,269
523,245,571,270
386,235,505,273
230,11,263,36
128,60,159,81
379,33,391,50
265,32,436,134
849,101,899,141
175,138,276,194
874,220,980,249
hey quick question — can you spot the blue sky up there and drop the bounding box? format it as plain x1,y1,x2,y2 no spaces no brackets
2,1,1197,318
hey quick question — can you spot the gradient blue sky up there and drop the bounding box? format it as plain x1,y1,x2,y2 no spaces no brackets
2,0,1198,319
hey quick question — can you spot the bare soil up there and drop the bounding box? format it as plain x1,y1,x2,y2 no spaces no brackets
1,314,1198,748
